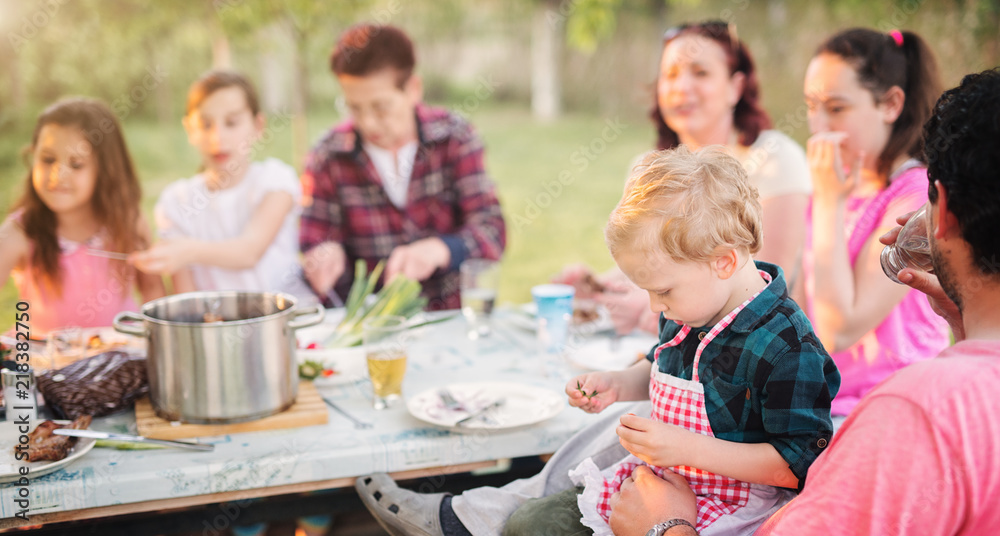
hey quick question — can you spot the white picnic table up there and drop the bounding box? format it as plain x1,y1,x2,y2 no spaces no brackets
0,309,656,529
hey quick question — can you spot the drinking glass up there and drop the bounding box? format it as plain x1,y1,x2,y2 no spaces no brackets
531,284,575,354
881,205,934,284
460,259,500,339
2,367,37,423
362,316,409,410
45,326,83,371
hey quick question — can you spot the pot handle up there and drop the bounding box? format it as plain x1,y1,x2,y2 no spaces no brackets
113,311,148,337
288,304,325,330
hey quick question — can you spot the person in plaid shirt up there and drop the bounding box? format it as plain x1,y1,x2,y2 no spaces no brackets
512,147,840,536
300,24,505,310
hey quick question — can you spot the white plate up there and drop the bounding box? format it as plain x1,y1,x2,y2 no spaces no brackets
81,326,145,353
297,346,367,386
407,382,564,430
295,308,363,385
0,422,96,483
1,327,145,370
505,303,614,335
567,335,658,371
294,307,348,349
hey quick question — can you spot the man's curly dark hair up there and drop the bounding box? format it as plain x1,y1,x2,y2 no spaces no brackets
924,68,1000,275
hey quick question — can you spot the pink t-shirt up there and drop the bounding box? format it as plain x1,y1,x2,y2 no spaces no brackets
11,229,139,334
804,166,950,415
758,340,1000,535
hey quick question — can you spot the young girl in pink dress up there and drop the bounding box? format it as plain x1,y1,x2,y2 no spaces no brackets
801,28,950,421
0,98,164,334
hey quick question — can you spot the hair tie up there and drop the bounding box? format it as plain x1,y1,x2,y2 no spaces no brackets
889,30,904,47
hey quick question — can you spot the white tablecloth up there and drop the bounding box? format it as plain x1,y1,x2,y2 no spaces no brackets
0,310,647,524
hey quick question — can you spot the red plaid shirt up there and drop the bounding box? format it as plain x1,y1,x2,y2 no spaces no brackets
300,104,505,310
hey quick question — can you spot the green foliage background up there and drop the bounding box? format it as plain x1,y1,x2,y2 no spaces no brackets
0,0,997,325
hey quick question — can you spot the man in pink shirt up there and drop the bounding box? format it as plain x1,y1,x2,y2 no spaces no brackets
606,68,1000,536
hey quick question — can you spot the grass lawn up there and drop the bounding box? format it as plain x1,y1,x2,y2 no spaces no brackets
0,103,651,327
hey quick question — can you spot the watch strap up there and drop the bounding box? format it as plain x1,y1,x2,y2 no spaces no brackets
650,518,697,535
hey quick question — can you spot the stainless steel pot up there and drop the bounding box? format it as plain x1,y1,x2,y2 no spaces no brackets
113,291,324,424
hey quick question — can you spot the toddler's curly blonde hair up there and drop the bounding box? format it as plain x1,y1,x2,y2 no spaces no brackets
606,146,762,262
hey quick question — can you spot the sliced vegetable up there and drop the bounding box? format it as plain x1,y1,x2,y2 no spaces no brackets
299,360,323,380
94,439,166,450
323,260,429,348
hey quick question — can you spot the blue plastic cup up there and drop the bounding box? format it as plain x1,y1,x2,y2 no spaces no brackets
531,284,575,354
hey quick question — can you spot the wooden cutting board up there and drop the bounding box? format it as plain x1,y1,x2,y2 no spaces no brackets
134,381,328,439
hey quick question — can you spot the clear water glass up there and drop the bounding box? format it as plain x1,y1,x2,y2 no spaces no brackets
460,259,500,339
881,205,934,284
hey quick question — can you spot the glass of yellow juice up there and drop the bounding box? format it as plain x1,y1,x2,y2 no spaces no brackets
362,316,409,410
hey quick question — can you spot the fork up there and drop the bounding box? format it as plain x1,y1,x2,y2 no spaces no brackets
454,399,506,427
321,396,373,429
437,389,466,411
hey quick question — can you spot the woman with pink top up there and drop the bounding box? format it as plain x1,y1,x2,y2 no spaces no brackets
802,28,949,422
0,98,164,334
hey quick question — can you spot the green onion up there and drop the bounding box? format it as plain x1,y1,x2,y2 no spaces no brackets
323,260,430,348
576,380,597,399
94,439,166,450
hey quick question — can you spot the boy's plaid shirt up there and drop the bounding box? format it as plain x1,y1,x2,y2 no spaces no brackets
643,262,841,486
300,105,506,310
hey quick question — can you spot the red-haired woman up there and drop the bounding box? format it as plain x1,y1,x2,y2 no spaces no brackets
654,21,809,272
562,21,811,335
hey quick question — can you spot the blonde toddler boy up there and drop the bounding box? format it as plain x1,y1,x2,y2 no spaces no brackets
523,147,841,536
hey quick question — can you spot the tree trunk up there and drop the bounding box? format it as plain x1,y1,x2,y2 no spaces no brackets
767,0,788,64
212,33,232,69
257,24,288,114
531,0,562,121
149,44,172,126
290,29,309,169
9,52,23,118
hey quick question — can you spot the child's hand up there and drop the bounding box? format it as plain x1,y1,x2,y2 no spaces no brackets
616,414,696,469
565,372,618,413
129,240,193,275
806,131,862,201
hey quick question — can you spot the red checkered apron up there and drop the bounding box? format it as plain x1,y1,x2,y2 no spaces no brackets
586,271,772,533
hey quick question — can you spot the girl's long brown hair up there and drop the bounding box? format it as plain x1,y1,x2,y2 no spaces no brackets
16,98,144,293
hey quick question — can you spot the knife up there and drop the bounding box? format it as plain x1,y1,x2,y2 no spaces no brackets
454,399,505,427
53,429,214,451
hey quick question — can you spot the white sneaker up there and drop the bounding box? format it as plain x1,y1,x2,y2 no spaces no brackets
355,473,447,536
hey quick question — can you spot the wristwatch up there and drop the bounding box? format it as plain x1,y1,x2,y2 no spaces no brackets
646,519,697,536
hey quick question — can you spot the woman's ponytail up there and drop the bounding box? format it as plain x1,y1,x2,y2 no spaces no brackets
894,30,942,167
816,28,942,177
